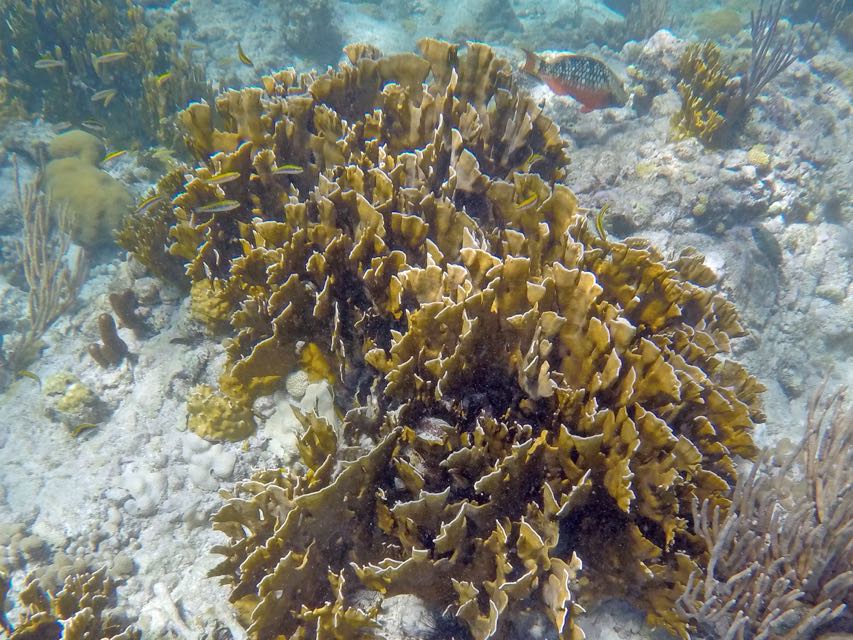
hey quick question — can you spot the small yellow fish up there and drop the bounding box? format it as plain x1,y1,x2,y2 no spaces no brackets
272,164,304,176
70,423,98,437
135,194,167,214
94,51,128,66
516,193,539,210
102,149,127,163
594,203,610,241
16,370,41,385
518,152,543,173
237,43,254,67
196,199,241,213
205,171,241,185
34,58,66,69
80,119,106,132
155,71,172,87
91,88,117,106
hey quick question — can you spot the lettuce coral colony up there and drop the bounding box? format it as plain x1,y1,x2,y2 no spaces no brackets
0,568,139,639
123,39,765,639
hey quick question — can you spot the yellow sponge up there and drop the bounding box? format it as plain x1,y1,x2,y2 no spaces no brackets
186,384,255,442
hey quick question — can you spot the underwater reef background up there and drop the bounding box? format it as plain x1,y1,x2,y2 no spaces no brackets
0,0,851,639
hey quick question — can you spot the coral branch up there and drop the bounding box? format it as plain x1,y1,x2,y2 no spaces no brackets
674,0,820,146
676,382,853,639
625,0,670,41
0,158,87,387
733,0,815,115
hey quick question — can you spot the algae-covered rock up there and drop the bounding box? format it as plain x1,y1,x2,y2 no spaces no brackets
43,372,109,433
44,130,132,247
747,144,772,172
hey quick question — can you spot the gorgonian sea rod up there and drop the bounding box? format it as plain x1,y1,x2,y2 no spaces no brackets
121,39,764,640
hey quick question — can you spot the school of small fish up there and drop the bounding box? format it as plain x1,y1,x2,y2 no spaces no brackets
26,33,630,234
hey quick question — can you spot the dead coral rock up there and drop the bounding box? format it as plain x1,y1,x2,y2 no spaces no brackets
448,0,524,43
132,39,764,640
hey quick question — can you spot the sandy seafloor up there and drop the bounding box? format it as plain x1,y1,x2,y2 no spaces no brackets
0,0,851,638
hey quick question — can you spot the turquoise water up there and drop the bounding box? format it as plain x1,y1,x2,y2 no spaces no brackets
0,1,851,639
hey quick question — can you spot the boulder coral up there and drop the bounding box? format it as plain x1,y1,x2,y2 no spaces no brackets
124,39,764,639
45,130,132,247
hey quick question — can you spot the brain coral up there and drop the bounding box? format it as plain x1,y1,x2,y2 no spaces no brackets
126,39,764,639
45,130,132,247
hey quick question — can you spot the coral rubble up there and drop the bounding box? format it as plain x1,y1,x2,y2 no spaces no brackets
125,39,765,639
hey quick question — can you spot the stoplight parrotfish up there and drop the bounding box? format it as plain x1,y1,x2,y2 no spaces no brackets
521,50,628,112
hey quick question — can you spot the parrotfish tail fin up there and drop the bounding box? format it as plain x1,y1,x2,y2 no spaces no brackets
612,79,630,106
521,49,541,76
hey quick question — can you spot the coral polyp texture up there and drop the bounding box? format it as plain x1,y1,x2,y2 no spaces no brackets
124,39,765,639
670,41,735,145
